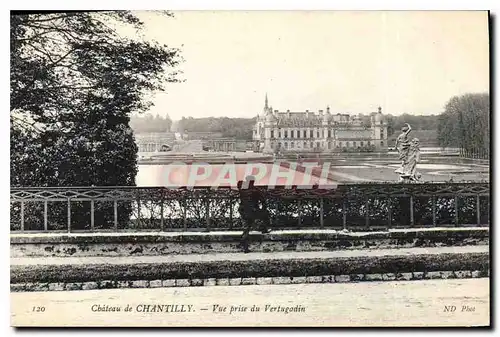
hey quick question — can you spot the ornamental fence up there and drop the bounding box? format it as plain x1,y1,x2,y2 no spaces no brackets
10,182,490,233
459,147,490,160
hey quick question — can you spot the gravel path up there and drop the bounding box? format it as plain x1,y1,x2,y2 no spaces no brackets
11,278,490,327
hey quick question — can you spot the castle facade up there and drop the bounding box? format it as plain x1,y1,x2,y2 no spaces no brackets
252,95,388,154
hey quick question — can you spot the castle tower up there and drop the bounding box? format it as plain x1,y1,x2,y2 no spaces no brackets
372,106,387,150
322,106,330,150
263,93,275,154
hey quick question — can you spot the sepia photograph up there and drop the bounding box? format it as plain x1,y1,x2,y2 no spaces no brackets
9,9,490,327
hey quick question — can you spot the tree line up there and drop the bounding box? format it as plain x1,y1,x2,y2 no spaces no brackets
437,93,489,158
385,114,439,136
148,114,441,141
130,113,173,133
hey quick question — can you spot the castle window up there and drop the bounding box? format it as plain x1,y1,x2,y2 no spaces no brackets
316,142,320,148
328,130,331,138
284,130,288,138
360,141,364,146
328,142,332,149
303,130,307,138
381,141,384,146
347,142,350,147
353,141,357,147
310,141,314,148
285,142,288,149
291,130,294,138
270,130,274,138
316,130,320,138
304,141,308,148
291,142,294,148
339,141,343,147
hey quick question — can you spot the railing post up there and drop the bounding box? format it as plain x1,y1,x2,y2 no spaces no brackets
342,198,347,230
387,198,392,228
319,198,324,228
183,199,187,230
205,197,210,232
44,200,48,231
432,196,437,227
297,199,302,228
160,197,165,231
476,195,481,225
409,196,414,226
135,197,141,229
20,201,25,232
229,198,233,230
113,200,118,231
90,199,95,231
365,199,369,229
67,198,71,233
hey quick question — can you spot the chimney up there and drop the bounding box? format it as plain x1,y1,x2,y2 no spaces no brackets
287,109,290,112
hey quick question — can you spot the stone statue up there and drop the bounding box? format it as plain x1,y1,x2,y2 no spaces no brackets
394,124,421,182
394,123,412,163
405,138,422,181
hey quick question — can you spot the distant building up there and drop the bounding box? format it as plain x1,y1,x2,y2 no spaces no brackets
135,132,176,152
253,94,388,154
202,138,249,152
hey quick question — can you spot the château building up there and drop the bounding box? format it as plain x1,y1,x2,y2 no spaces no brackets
252,94,388,154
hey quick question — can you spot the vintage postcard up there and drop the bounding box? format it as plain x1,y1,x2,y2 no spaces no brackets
10,10,490,327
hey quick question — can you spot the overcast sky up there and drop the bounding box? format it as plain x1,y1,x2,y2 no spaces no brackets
131,11,489,120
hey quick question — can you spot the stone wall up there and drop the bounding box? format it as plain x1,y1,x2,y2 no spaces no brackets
11,270,489,292
11,228,489,258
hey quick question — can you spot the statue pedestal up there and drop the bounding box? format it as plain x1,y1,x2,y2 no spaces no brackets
397,174,422,183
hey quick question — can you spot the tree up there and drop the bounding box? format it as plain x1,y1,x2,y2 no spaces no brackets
10,11,182,230
437,93,489,158
172,116,256,140
11,11,182,187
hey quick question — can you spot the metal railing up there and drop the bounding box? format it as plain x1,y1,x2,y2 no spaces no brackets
10,182,490,233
